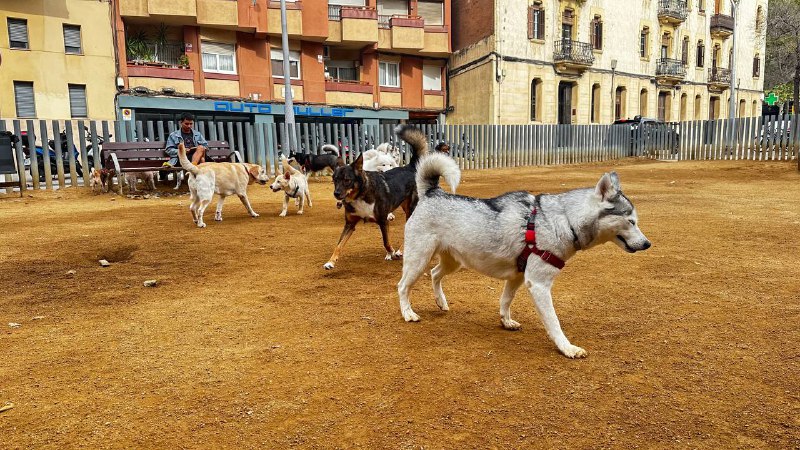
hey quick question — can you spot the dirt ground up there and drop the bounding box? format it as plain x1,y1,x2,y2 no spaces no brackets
0,159,798,449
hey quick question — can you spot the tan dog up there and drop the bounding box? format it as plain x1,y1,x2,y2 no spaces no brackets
178,143,270,228
122,171,157,194
89,167,116,194
270,155,312,216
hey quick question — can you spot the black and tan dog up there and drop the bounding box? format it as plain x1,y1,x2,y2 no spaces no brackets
323,125,428,270
289,144,344,178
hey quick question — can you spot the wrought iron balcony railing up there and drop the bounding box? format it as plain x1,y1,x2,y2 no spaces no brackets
656,58,686,78
553,39,594,65
710,14,735,34
708,67,731,84
378,14,392,28
658,0,688,21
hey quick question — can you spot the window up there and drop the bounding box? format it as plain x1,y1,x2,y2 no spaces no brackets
530,79,542,121
68,84,88,118
615,86,627,121
271,48,301,79
14,81,36,118
698,0,705,11
325,60,358,82
640,27,649,58
681,37,689,65
752,100,759,117
379,61,400,88
202,42,237,74
591,83,601,123
7,18,29,50
753,55,761,77
423,65,442,91
680,93,688,121
528,3,545,40
591,16,603,50
696,41,705,67
694,94,702,119
418,0,443,26
63,25,82,54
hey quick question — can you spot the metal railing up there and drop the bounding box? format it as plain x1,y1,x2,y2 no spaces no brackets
378,14,392,28
656,58,686,78
126,41,186,67
708,67,732,84
710,14,735,33
553,39,595,65
658,0,688,21
328,5,342,20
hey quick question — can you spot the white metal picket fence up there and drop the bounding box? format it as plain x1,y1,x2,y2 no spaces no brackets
2,114,797,193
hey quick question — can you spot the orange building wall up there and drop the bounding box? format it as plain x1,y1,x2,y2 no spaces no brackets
237,32,272,100
301,0,329,39
301,42,326,103
361,45,379,104
400,56,423,109
184,27,205,93
238,0,269,35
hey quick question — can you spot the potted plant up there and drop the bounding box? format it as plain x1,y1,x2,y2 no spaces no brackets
178,54,190,69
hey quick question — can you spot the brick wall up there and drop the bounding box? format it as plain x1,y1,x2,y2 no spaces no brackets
451,0,494,51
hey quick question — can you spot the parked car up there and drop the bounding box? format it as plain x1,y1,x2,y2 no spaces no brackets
613,116,680,156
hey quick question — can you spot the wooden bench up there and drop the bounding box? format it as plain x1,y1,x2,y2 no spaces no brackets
102,141,243,192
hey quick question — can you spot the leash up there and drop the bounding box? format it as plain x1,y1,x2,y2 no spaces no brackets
517,197,566,272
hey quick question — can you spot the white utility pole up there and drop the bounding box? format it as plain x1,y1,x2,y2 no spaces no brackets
728,0,740,149
279,0,296,150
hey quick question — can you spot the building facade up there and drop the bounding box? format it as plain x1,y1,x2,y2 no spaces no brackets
448,0,767,124
0,0,118,120
115,0,451,127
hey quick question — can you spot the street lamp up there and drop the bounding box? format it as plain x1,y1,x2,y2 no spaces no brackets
727,0,740,149
279,0,296,150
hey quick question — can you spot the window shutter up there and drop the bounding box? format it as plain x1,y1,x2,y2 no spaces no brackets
8,18,29,49
418,1,443,25
536,8,544,39
528,7,534,39
681,39,689,65
63,25,82,54
14,81,36,118
69,84,87,118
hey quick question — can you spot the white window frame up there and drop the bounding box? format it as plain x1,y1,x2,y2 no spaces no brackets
379,61,400,88
271,48,302,80
422,65,442,91
201,41,237,75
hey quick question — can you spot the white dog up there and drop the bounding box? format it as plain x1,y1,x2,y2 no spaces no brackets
376,142,403,166
362,149,398,173
178,143,269,227
270,156,312,216
397,153,652,359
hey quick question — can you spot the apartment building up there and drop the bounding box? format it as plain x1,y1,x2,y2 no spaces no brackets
114,0,451,127
448,0,767,124
0,0,117,120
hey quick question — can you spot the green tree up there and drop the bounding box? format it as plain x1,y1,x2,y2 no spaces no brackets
765,0,800,112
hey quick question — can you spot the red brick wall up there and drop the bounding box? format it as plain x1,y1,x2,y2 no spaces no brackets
451,0,494,51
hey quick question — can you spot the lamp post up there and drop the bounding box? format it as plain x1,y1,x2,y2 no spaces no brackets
279,0,296,150
727,0,740,149
610,59,617,121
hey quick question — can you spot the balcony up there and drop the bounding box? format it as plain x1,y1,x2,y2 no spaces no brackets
553,39,594,76
708,67,731,91
421,25,449,56
656,58,686,84
126,41,187,68
658,0,688,24
268,1,303,37
341,7,378,43
710,14,734,38
377,15,424,50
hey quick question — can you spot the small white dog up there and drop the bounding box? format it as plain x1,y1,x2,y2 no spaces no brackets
362,148,398,172
178,143,269,227
376,142,403,166
270,156,312,216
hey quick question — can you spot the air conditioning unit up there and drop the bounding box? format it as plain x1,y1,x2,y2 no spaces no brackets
322,45,331,60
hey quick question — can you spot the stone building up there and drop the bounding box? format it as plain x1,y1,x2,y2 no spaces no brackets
448,0,767,124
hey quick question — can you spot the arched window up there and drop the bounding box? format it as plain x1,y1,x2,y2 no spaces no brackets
680,93,688,121
681,37,690,65
739,99,746,117
752,100,759,117
530,78,542,121
640,88,649,116
591,83,601,123
696,40,705,67
753,54,761,77
615,86,627,120
694,94,702,119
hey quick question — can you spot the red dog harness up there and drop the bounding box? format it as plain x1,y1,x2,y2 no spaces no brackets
517,206,566,272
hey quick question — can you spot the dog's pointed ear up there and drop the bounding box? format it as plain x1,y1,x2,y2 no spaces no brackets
352,153,364,172
284,171,291,180
595,172,619,201
247,164,261,179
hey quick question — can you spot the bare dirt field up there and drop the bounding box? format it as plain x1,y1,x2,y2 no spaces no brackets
0,159,798,449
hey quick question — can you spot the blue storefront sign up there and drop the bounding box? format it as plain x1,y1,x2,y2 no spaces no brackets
213,101,355,118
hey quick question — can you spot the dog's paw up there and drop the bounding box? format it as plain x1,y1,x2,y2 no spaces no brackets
279,211,287,217
251,212,260,218
435,296,449,311
402,309,420,322
323,262,335,270
500,318,521,330
561,345,588,359
297,210,304,215
214,214,223,222
392,250,403,260
197,222,207,228
387,212,396,221
384,253,393,261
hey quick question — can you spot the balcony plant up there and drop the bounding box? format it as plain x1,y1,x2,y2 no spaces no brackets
126,30,153,63
178,54,190,69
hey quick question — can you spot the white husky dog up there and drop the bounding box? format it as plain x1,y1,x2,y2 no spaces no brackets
397,153,651,358
362,148,398,172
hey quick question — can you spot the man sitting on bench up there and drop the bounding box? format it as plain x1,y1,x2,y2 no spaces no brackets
164,112,209,169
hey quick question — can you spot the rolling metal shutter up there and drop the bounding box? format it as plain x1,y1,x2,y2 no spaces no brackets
378,0,408,16
7,19,28,49
63,25,82,54
418,1,443,25
69,84,88,118
14,81,36,118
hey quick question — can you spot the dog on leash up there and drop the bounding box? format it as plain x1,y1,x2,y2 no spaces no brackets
324,125,429,270
397,154,651,358
178,143,269,227
270,155,312,216
289,144,343,177
89,167,116,194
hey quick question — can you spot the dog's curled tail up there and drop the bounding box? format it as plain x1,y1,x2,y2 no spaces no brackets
395,125,428,162
321,144,340,156
416,153,460,198
177,144,200,175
